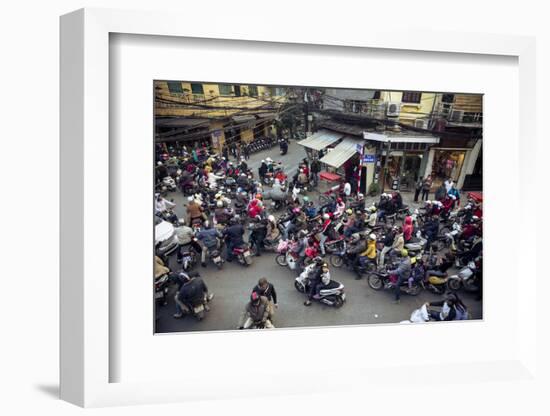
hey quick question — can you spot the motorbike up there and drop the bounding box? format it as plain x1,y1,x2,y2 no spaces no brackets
154,273,171,306
329,242,377,275
231,244,253,267
206,245,224,269
367,268,422,296
446,261,479,292
294,266,346,308
178,294,213,321
162,176,177,192
179,244,198,272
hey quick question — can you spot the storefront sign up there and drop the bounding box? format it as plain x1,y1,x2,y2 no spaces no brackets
363,154,376,163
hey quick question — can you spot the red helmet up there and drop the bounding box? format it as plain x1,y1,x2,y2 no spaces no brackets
337,197,343,203
255,193,263,200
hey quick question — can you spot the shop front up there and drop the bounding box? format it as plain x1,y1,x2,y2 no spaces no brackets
430,149,466,188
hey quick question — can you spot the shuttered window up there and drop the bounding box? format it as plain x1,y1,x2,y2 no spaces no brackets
402,91,422,103
166,81,183,94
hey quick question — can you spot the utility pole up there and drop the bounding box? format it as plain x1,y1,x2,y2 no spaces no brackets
382,139,391,194
303,89,309,136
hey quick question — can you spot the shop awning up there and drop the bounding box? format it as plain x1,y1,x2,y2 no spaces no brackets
232,115,256,123
320,136,363,168
363,132,440,144
155,118,210,128
297,130,344,151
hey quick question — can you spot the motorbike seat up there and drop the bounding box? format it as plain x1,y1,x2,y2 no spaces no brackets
233,247,245,254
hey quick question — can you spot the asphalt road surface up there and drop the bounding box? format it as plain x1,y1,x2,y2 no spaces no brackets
155,141,482,333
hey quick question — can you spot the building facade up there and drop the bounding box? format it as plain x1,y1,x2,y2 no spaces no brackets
154,81,287,153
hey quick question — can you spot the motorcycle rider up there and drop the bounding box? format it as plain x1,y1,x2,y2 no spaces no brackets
424,293,468,321
304,261,330,306
173,272,214,318
238,292,275,329
155,193,177,222
316,213,332,257
334,197,346,218
252,277,278,310
222,217,245,262
403,215,414,243
195,221,222,267
249,215,268,256
378,226,397,267
346,233,367,279
422,214,440,249
174,218,201,264
356,233,377,279
366,206,377,228
387,249,412,304
207,169,224,190
186,196,205,226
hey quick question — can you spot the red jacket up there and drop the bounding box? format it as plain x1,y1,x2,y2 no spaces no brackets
403,216,413,242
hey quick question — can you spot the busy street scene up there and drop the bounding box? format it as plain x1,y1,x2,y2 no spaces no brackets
153,81,483,332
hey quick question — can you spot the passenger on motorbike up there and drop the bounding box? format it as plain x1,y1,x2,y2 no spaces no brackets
387,249,412,304
334,197,346,218
408,257,425,289
315,213,332,257
173,272,214,318
186,196,206,226
238,292,274,329
424,293,468,321
252,277,278,309
367,206,377,228
266,215,280,243
403,215,414,243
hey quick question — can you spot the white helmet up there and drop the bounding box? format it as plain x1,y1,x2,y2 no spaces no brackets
187,196,194,202
357,193,364,199
323,213,330,220
369,233,377,241
157,161,163,166
216,200,223,208
178,218,186,225
268,215,275,222
351,233,360,242
261,160,265,163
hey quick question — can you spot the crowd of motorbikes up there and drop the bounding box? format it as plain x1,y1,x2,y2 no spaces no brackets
154,146,482,327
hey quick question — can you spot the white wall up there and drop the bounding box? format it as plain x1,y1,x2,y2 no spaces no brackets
1,1,548,416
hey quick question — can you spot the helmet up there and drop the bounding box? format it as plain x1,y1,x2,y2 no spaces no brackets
357,193,364,199
323,213,330,220
257,201,263,207
187,196,194,202
346,208,353,215
255,215,262,222
268,215,275,222
250,291,260,303
299,169,304,173
410,257,417,265
178,218,186,225
256,193,263,200
266,157,272,162
178,272,191,282
369,233,377,241
157,161,163,166
261,160,265,163
216,200,223,208
240,173,246,177
370,206,377,213
472,215,480,221
400,249,408,257
337,197,343,203
203,220,210,228
426,200,432,205
350,233,360,242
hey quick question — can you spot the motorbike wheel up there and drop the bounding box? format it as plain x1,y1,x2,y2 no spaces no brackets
407,283,422,296
329,254,344,268
333,296,344,308
294,280,305,293
367,274,384,291
447,279,461,291
275,254,288,266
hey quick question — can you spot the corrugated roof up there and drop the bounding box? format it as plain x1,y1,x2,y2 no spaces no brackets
320,136,363,168
297,130,344,150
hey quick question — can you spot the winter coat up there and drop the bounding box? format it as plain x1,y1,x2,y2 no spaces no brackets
154,256,169,279
348,240,367,255
186,201,203,219
245,296,271,323
360,239,377,259
392,233,404,251
175,225,194,245
267,221,280,241
223,224,245,246
389,257,412,280
196,228,220,249
403,216,414,242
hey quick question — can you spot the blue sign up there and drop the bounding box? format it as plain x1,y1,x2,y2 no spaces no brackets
363,154,376,163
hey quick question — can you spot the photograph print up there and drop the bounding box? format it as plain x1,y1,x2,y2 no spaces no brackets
153,81,483,333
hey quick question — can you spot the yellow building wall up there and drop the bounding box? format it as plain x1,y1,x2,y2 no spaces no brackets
240,128,254,144
380,91,437,125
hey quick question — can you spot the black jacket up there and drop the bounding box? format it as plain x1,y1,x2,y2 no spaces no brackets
177,278,208,305
259,163,268,177
223,224,245,246
252,283,278,304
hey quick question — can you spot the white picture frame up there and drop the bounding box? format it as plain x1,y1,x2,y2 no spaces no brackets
60,8,539,408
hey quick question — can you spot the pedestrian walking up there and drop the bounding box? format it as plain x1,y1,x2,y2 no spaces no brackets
421,175,432,201
414,177,423,202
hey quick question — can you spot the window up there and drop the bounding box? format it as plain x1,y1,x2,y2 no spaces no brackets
166,81,183,94
248,85,258,97
373,91,381,99
402,91,422,103
442,94,454,103
270,87,285,96
190,83,204,95
234,85,241,97
219,84,233,96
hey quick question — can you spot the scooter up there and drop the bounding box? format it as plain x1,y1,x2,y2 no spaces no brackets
367,268,422,296
446,261,479,292
162,176,177,192
154,273,171,306
294,270,346,308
